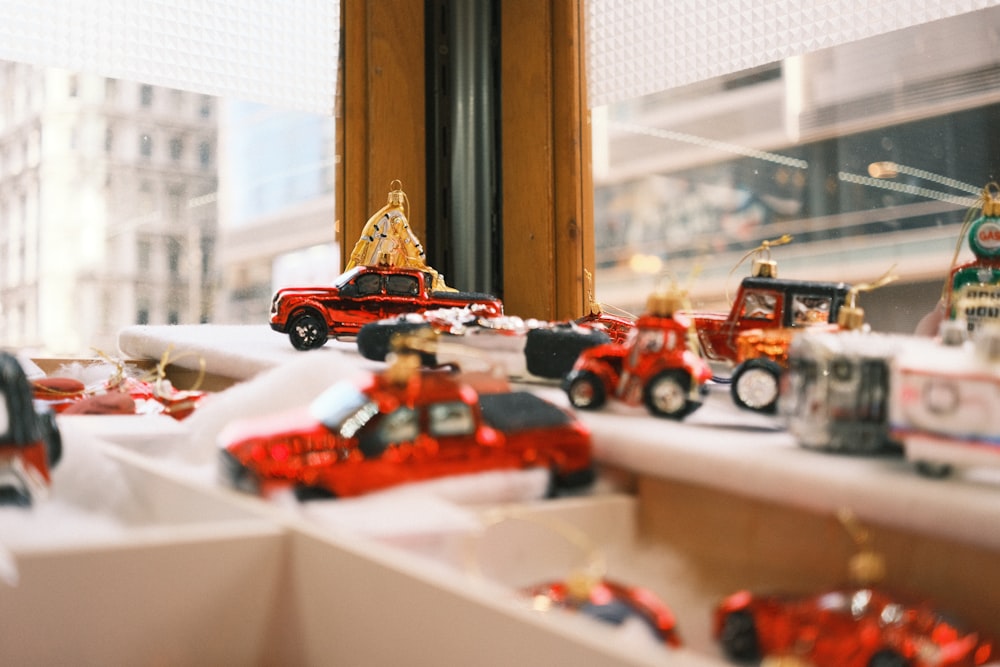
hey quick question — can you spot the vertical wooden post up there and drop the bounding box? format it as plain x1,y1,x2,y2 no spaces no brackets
500,0,593,320
337,0,427,265
338,0,593,321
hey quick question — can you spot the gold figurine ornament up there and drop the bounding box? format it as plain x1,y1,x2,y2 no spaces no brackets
345,180,455,292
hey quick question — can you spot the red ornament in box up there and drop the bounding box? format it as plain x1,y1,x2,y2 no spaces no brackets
715,587,993,667
218,350,594,500
714,510,994,667
526,577,681,647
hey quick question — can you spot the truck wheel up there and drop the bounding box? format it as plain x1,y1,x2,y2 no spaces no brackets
915,460,953,478
546,465,597,498
643,370,691,419
219,451,262,495
289,312,328,350
868,649,910,667
0,482,32,507
731,358,782,413
718,610,760,661
293,484,336,501
525,325,609,379
38,409,62,468
356,320,436,364
564,370,607,410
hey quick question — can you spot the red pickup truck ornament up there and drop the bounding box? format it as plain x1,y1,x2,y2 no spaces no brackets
270,182,503,350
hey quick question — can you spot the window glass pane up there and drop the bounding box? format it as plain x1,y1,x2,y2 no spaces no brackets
356,273,382,296
429,402,475,437
0,1,339,116
593,7,1000,335
0,63,335,354
386,275,419,296
378,407,420,445
586,0,992,108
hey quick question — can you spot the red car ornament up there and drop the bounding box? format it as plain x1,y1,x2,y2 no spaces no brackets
714,510,994,667
218,351,594,500
715,587,993,667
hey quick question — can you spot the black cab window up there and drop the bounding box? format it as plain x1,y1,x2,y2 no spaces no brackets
386,274,419,296
428,401,475,437
741,291,777,320
355,272,382,296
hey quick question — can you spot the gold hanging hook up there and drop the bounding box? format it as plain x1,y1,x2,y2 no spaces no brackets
837,507,886,586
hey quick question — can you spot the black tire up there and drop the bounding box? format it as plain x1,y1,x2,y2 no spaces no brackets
868,649,911,667
0,483,32,507
915,460,953,479
544,465,596,499
219,450,262,495
643,370,692,419
555,465,596,491
356,320,436,365
293,484,337,501
564,370,607,410
288,311,329,350
731,358,782,413
718,610,760,661
525,325,609,379
38,409,62,469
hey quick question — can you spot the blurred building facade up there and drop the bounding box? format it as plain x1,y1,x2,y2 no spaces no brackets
0,63,219,354
3,9,997,352
592,8,1000,333
214,101,337,326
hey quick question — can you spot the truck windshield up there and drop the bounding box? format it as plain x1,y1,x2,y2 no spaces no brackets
309,382,379,435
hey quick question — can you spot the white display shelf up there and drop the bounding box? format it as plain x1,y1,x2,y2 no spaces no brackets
578,384,1000,553
1,433,725,665
0,428,285,666
6,324,997,663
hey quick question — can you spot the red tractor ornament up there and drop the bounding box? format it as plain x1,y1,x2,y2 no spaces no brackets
563,289,713,419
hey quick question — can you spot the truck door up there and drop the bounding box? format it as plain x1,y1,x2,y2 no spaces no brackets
341,270,386,329
727,288,781,357
382,273,422,319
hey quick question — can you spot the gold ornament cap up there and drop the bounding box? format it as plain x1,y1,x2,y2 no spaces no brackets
837,306,865,330
848,550,886,586
752,258,778,278
387,179,405,207
646,291,683,317
983,187,1000,217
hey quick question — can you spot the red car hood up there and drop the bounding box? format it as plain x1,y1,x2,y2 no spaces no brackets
218,406,321,452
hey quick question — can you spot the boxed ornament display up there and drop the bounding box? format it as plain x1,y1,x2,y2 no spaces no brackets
4,319,998,664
